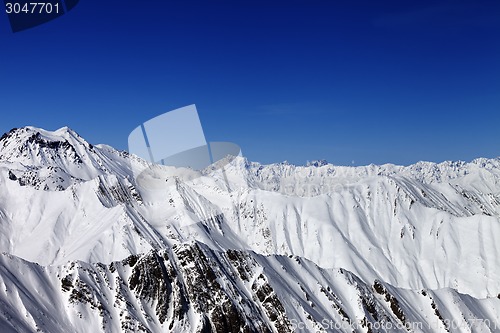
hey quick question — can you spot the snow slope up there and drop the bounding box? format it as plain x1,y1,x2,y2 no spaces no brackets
0,126,499,332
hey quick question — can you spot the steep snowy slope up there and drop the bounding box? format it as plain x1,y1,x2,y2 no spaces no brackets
0,126,499,332
1,245,498,333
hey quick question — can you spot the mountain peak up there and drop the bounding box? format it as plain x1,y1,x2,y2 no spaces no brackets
0,126,91,166
0,125,83,144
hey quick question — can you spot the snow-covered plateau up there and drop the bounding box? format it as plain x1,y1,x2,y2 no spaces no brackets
0,126,499,332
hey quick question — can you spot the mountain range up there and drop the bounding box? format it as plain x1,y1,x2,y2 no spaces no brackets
0,126,499,332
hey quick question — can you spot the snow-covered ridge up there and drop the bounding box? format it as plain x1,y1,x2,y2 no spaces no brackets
209,153,500,195
0,126,499,332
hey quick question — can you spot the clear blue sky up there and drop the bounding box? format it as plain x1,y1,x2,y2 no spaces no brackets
1,0,499,166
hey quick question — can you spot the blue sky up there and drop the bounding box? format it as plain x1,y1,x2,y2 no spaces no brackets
1,0,499,166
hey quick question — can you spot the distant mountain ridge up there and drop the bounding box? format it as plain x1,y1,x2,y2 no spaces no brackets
0,126,498,332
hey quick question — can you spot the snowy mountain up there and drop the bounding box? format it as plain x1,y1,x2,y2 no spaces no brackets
0,126,499,332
